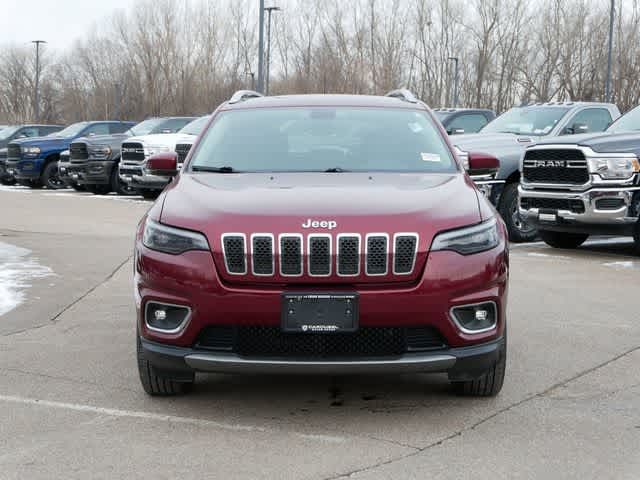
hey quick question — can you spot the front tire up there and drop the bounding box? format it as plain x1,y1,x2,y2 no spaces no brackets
499,182,538,243
539,230,589,249
633,221,640,256
42,162,65,190
452,336,506,397
137,336,193,396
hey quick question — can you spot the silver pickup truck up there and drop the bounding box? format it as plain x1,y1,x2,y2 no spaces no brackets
454,102,620,241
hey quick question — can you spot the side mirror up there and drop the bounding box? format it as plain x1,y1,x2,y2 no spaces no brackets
564,122,589,135
467,151,499,176
161,129,173,134
449,128,465,135
146,152,178,177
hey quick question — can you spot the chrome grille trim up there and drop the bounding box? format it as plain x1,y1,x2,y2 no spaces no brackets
336,233,361,277
250,233,275,276
393,233,419,275
365,233,389,276
307,234,332,277
278,234,303,277
221,233,247,275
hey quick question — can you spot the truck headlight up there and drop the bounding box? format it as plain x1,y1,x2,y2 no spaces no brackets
431,218,500,255
144,145,170,157
143,218,209,255
89,145,112,158
588,156,640,179
22,146,41,156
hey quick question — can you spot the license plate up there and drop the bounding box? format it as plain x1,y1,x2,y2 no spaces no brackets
539,212,557,223
281,293,358,333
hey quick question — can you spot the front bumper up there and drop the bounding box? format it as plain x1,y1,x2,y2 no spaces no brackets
519,185,640,235
131,173,171,191
0,157,11,179
140,335,504,379
64,160,114,185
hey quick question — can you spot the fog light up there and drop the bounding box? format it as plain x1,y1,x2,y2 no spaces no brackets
145,302,191,333
450,302,497,334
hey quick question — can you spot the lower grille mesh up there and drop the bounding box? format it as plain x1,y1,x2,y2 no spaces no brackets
195,326,447,358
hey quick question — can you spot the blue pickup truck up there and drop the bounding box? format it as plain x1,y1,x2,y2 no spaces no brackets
6,120,134,189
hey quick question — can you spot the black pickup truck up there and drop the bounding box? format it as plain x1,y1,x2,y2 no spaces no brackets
519,105,640,253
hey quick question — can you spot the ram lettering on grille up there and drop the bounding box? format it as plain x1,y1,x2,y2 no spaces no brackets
220,232,419,277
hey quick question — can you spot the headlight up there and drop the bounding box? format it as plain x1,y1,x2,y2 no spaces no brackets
588,156,640,179
142,218,209,255
144,145,170,157
22,146,41,156
89,145,112,157
431,217,500,255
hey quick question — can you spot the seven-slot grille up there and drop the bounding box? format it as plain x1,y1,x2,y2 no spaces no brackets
121,142,145,162
70,142,89,162
220,233,419,278
7,144,21,160
522,149,589,185
175,143,192,164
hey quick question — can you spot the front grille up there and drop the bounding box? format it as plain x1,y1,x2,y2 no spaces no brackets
251,235,274,275
221,232,419,279
70,142,88,162
7,144,21,160
309,236,331,276
175,143,192,164
223,235,247,274
520,197,585,213
522,149,589,184
366,235,388,275
121,142,145,161
195,325,447,358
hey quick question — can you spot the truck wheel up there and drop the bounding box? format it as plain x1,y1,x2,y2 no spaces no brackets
110,166,136,195
452,335,506,397
71,183,85,192
0,177,16,186
539,230,589,249
42,162,65,190
633,222,640,256
137,336,193,396
499,182,538,243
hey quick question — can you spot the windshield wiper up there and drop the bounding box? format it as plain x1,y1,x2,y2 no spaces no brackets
324,167,350,173
192,165,238,173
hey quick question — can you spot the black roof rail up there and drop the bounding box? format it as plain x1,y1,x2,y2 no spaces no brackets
228,90,264,104
385,89,419,104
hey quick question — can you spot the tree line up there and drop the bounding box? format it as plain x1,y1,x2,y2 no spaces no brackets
1,0,639,125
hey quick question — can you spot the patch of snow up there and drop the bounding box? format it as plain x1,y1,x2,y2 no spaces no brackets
0,242,54,316
602,261,637,269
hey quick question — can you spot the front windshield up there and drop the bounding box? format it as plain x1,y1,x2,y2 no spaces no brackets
54,122,88,138
189,107,456,173
607,105,640,133
179,116,211,136
0,126,20,140
481,107,570,136
127,118,165,136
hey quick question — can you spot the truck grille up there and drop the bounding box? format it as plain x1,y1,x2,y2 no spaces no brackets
7,144,21,160
175,143,192,164
522,149,589,185
220,232,419,279
195,325,447,358
70,142,89,162
121,142,145,162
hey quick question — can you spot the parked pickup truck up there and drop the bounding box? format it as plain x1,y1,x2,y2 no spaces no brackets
454,102,621,241
119,115,208,199
0,124,63,184
519,105,640,254
433,108,496,135
62,117,194,195
6,121,134,189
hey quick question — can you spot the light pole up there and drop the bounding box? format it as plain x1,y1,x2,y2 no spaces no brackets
448,56,459,107
605,0,615,103
257,0,265,93
32,40,47,122
264,5,281,96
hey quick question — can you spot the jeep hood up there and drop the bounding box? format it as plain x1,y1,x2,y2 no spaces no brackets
159,172,484,284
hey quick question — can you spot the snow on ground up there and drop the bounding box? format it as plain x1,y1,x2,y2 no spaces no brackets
0,242,54,316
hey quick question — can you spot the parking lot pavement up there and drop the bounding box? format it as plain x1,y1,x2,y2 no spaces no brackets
0,186,638,480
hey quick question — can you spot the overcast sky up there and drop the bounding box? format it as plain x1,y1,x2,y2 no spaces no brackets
0,0,136,51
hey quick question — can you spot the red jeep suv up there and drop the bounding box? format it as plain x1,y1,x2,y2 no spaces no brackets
134,90,509,397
